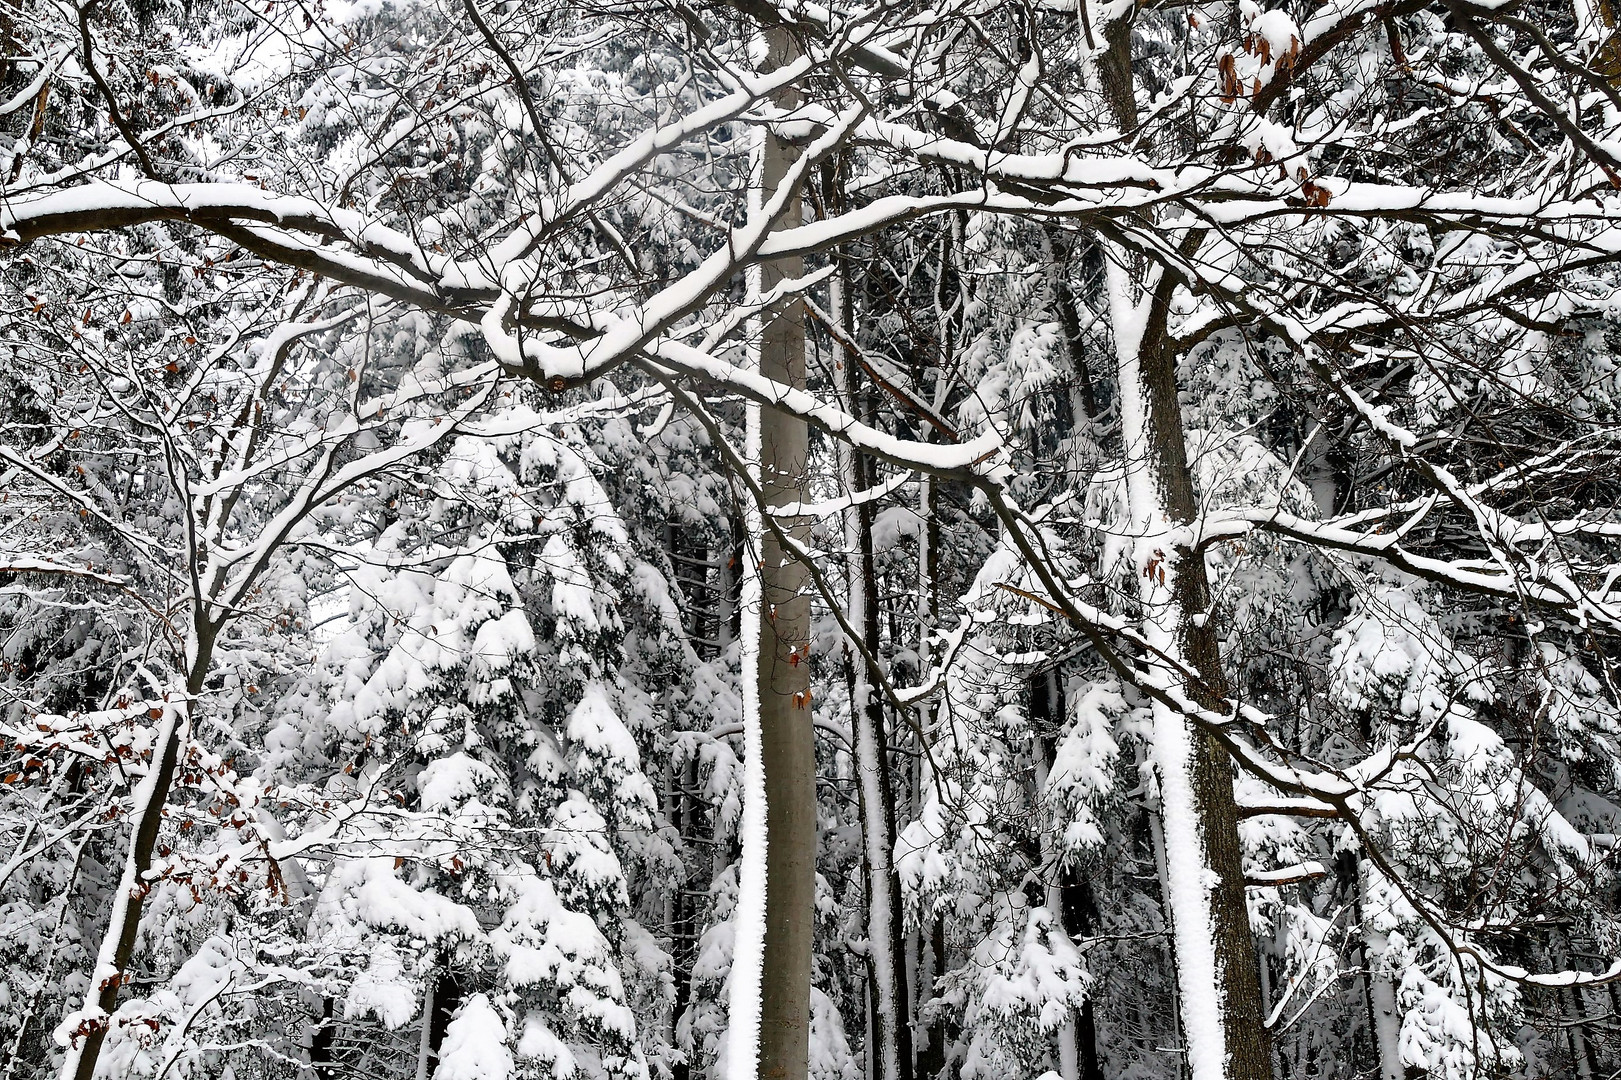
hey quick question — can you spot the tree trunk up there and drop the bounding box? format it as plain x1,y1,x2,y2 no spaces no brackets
1031,673,1106,1080
1554,929,1598,1080
1103,244,1271,1080
1090,24,1269,1071
62,625,217,1080
911,474,940,1080
849,502,911,1080
415,963,465,1080
757,23,816,1080
1031,723,1080,1080
911,205,957,1080
1357,858,1403,1080
1060,867,1106,1080
1043,226,1099,423
1086,29,1265,1073
670,752,698,1080
832,223,913,1080
309,998,338,1080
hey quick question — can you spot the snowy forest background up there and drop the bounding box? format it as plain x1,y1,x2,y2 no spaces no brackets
6,0,1621,1077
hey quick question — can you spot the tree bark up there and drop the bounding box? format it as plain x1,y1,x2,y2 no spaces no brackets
415,962,466,1080
1356,857,1403,1080
1087,10,1270,1074
1061,868,1106,1080
669,753,698,1080
309,998,338,1080
1147,331,1272,1080
1043,226,1099,423
1030,689,1081,1080
757,24,816,1080
1101,243,1272,1080
830,212,913,1080
63,625,217,1080
850,490,912,1080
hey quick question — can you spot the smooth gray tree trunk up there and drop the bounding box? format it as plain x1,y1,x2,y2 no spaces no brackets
757,24,815,1080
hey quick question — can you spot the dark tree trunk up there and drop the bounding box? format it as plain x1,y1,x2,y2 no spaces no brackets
71,626,218,1080
309,997,338,1080
421,966,466,1078
1138,309,1273,1080
1086,10,1272,1073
